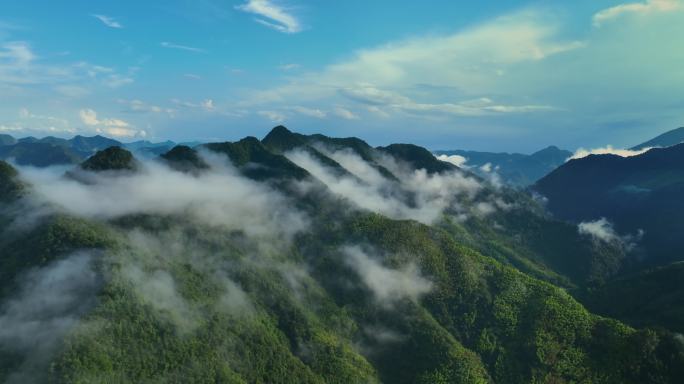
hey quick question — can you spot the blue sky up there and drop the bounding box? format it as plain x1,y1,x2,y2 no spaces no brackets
0,0,682,152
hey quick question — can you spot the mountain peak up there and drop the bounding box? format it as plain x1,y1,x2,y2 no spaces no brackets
160,145,208,173
269,125,292,135
262,125,307,153
81,146,137,171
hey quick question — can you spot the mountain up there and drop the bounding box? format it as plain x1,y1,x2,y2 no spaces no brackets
160,145,209,173
631,127,684,150
0,134,17,146
0,126,683,383
125,140,177,158
0,141,82,166
434,145,572,186
80,146,137,171
533,143,684,269
578,261,684,333
124,140,176,151
68,135,123,156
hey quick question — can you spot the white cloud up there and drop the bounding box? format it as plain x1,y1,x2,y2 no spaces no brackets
343,246,432,307
17,154,308,241
0,41,53,85
578,218,620,243
291,106,326,119
436,154,467,168
278,63,301,71
160,42,206,53
258,110,286,122
92,14,123,29
578,218,645,251
171,99,227,115
184,73,202,80
117,99,175,115
568,145,654,160
72,62,135,89
339,85,554,117
54,85,90,98
2,108,76,135
236,0,303,34
79,108,145,138
0,252,99,383
286,146,482,224
201,99,215,111
593,0,681,26
333,106,359,120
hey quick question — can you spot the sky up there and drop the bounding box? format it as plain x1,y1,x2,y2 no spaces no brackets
0,0,682,152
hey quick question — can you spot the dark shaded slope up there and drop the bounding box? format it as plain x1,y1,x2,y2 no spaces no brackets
578,262,684,333
533,144,684,267
632,127,684,150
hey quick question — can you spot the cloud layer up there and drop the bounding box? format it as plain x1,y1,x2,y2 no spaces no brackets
17,152,308,241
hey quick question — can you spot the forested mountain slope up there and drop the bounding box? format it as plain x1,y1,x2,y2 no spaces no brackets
1,126,682,383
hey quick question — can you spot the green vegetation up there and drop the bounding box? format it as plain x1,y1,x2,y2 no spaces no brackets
81,146,137,171
160,145,209,173
1,128,683,383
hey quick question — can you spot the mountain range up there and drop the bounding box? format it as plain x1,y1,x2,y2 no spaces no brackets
1,125,683,383
0,134,200,166
433,146,573,186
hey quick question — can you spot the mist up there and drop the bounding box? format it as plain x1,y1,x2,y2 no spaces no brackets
286,145,485,224
343,246,432,308
16,152,309,242
0,252,100,384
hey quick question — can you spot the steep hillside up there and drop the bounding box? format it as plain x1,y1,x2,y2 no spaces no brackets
533,143,684,268
578,262,684,334
1,128,683,383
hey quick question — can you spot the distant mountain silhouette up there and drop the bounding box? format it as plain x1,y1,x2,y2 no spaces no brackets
0,141,82,166
434,145,572,186
631,127,684,150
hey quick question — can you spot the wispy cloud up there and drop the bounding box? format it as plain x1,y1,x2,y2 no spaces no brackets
184,73,202,80
160,42,206,53
340,86,554,117
92,14,123,29
291,105,326,119
593,0,681,26
236,0,303,34
258,110,286,122
333,106,359,120
278,63,301,71
117,99,175,116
